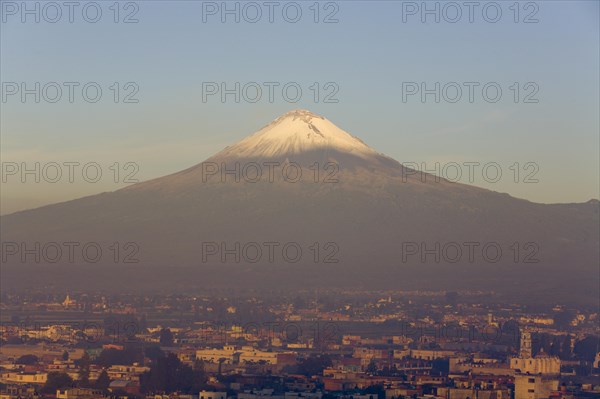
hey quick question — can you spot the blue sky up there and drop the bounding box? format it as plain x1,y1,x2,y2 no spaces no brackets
1,0,598,213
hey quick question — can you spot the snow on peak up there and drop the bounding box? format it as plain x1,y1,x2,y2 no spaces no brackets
212,109,379,160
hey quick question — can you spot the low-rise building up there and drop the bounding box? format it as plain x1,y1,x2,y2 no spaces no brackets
56,388,104,399
514,374,559,399
199,391,227,399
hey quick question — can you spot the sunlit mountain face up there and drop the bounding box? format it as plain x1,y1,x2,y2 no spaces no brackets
1,110,598,304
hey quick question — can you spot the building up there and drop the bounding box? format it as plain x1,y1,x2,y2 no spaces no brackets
0,372,47,385
450,357,513,376
0,385,39,399
511,331,561,399
409,349,456,360
199,391,227,399
56,388,104,399
108,380,140,395
514,374,559,399
106,364,149,381
510,331,560,374
196,346,295,366
196,346,237,364
510,353,561,375
62,295,77,309
238,348,278,364
435,387,511,399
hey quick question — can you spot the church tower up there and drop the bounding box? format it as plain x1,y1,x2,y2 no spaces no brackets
519,330,533,358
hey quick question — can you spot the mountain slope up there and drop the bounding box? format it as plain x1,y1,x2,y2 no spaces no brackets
1,110,598,303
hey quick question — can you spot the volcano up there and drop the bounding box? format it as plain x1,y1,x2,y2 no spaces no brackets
1,110,598,304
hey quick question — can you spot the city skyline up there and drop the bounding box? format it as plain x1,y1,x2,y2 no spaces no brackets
0,2,598,398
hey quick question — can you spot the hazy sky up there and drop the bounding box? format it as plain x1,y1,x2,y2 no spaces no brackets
1,0,598,214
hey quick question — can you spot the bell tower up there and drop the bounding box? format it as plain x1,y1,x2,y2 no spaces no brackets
519,330,533,358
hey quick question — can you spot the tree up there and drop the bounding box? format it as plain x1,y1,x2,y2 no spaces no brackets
431,358,449,374
96,346,143,367
363,384,385,399
297,355,333,377
42,372,73,394
78,352,91,386
16,354,38,365
144,345,164,362
140,353,205,394
159,328,174,346
95,370,111,391
217,357,227,375
573,336,599,361
193,359,206,375
366,360,378,374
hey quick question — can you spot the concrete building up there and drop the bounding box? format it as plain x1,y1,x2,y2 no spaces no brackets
196,346,237,364
435,387,511,399
514,374,559,399
409,349,456,360
199,391,227,399
0,372,47,385
56,388,104,399
511,331,560,398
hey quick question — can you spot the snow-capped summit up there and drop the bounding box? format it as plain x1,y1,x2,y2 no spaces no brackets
2,110,597,301
210,109,381,161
